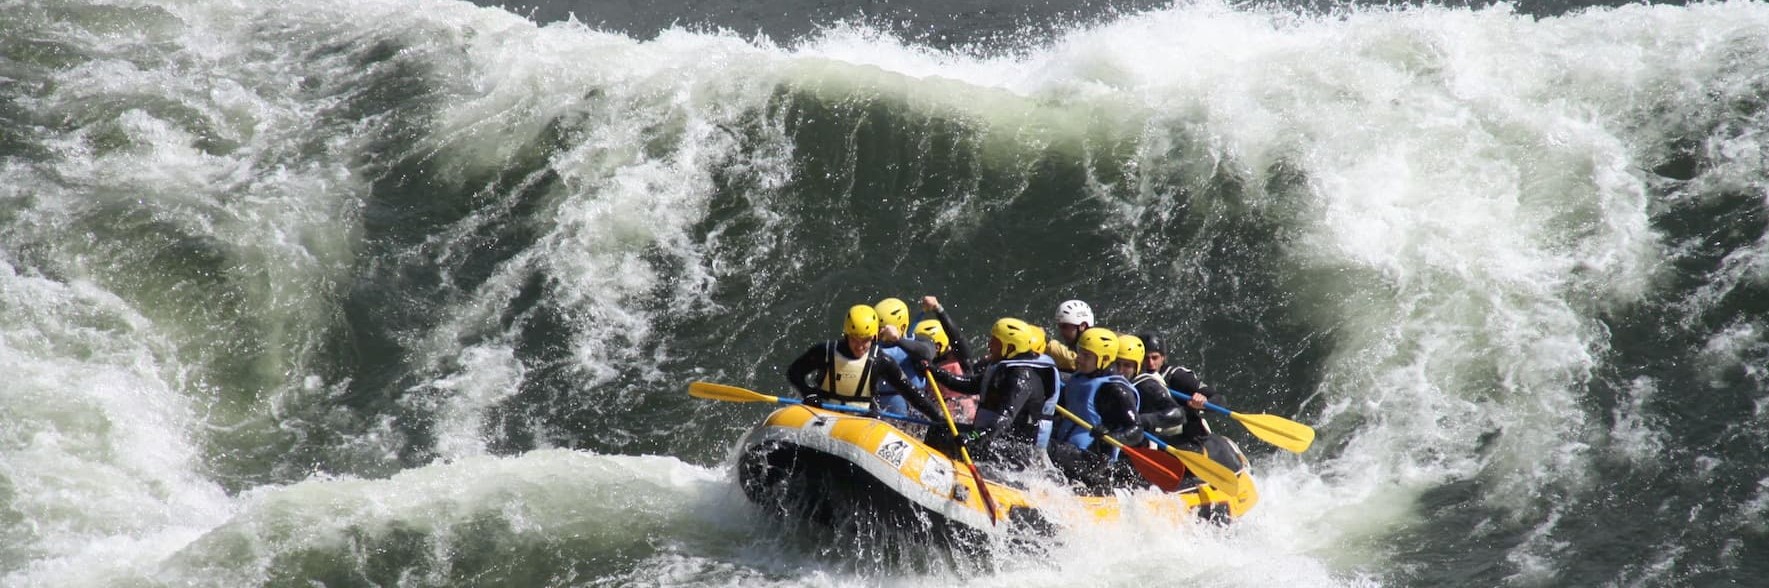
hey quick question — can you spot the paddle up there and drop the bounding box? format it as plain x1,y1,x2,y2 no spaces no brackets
1052,405,1184,492
1137,432,1242,497
687,381,933,426
1170,389,1315,453
925,371,1001,526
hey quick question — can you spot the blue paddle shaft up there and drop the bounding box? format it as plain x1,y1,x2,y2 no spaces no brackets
778,396,933,426
1168,388,1232,416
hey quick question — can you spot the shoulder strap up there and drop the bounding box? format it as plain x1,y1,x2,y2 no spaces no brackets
854,343,878,398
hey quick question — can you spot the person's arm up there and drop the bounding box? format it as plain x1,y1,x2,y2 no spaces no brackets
1133,377,1187,433
873,354,946,420
1135,377,1182,413
1137,408,1187,434
1164,365,1226,410
894,337,936,364
1091,381,1146,451
784,343,829,398
1046,339,1078,373
936,309,978,374
928,366,982,395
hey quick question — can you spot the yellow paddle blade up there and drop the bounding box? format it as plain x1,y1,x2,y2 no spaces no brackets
1168,448,1241,498
687,381,779,404
1231,412,1316,453
1227,469,1259,518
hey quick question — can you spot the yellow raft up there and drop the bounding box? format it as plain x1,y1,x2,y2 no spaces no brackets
734,404,1258,536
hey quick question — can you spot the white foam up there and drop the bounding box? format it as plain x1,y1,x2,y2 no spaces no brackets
152,449,728,585
1607,377,1668,464
0,263,232,586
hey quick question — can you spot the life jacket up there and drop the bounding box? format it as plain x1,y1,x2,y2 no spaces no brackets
1052,372,1139,453
969,355,1061,433
819,341,878,406
1020,354,1067,449
874,344,927,395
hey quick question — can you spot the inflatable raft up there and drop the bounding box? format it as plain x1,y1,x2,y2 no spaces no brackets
734,404,1257,537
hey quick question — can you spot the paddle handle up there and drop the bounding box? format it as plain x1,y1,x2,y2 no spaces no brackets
1167,387,1232,416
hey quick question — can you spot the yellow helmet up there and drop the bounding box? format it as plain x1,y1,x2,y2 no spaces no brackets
874,298,911,334
1029,325,1049,355
1076,327,1119,372
913,319,949,354
1116,333,1145,373
991,317,1038,359
844,305,879,339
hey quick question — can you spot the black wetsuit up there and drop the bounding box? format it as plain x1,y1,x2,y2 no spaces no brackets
926,352,1053,470
924,306,979,376
1155,364,1242,473
784,340,945,420
1132,373,1188,443
1159,364,1226,442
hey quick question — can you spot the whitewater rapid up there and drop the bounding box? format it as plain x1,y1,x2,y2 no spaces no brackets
3,0,1767,585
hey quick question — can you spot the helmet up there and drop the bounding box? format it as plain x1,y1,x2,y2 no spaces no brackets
1138,332,1166,355
874,298,910,334
1116,334,1145,372
1029,325,1049,355
844,305,879,339
1075,327,1119,372
913,319,950,354
991,317,1038,359
1055,300,1094,326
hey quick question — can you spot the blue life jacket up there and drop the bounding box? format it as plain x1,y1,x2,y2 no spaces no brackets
875,344,926,395
1052,372,1139,453
1019,355,1066,449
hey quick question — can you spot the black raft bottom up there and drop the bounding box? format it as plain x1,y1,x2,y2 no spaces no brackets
738,440,1053,566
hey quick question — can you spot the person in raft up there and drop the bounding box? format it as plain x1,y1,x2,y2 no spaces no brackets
784,304,945,421
870,297,938,417
1046,327,1148,493
923,317,1062,474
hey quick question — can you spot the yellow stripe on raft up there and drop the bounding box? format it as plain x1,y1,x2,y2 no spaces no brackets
758,405,1241,527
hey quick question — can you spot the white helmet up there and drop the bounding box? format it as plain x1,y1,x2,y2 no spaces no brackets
1054,299,1094,326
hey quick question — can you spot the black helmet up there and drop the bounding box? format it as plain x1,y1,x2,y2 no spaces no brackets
1138,332,1166,355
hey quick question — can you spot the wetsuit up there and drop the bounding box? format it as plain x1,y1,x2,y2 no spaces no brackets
784,340,944,420
923,306,979,376
1159,364,1227,442
1132,372,1188,443
1155,364,1241,473
926,352,1058,471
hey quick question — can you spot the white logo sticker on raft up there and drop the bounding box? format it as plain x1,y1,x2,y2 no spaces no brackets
919,454,954,491
875,432,911,469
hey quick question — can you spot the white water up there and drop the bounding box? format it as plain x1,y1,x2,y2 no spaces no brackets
5,0,1769,585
